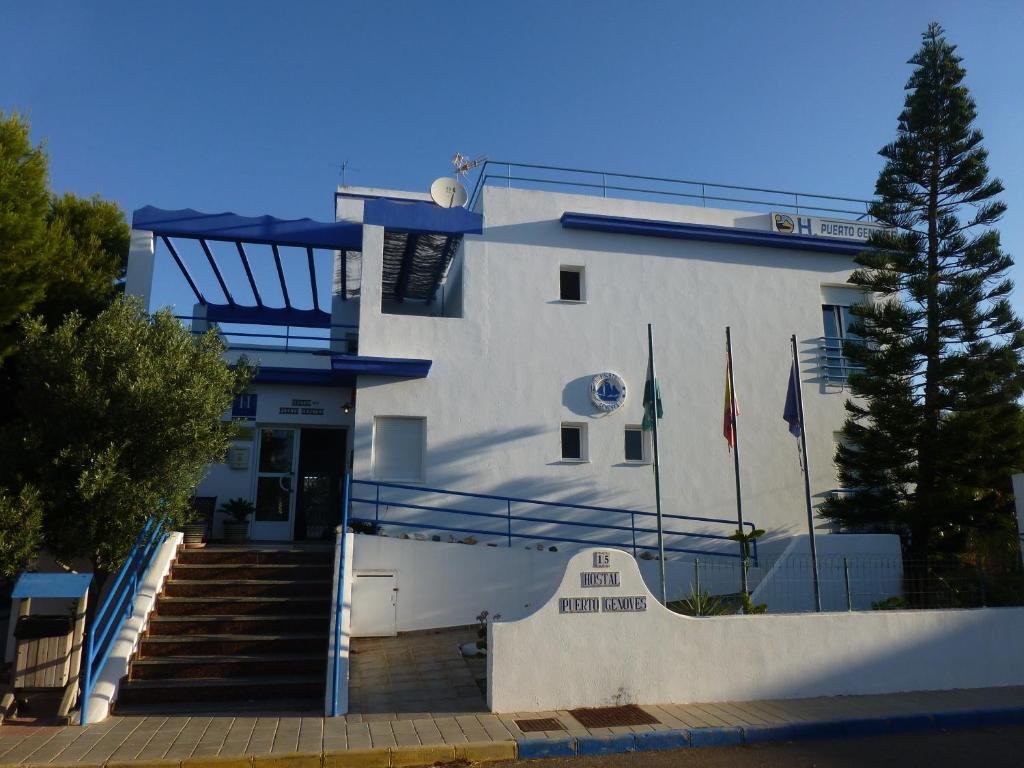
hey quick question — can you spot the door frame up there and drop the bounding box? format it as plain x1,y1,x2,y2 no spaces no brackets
250,425,301,541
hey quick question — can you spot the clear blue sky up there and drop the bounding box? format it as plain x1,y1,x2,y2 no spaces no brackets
3,1,1023,314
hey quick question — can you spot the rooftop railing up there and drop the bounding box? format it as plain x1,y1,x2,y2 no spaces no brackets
468,160,874,219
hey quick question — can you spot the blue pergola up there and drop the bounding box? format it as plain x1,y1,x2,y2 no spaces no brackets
132,200,483,384
133,200,483,328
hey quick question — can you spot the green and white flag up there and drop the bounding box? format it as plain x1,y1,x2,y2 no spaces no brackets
642,378,663,431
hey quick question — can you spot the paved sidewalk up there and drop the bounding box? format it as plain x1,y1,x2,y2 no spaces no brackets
0,686,1021,766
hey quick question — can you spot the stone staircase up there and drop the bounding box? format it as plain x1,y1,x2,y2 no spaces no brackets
114,545,334,714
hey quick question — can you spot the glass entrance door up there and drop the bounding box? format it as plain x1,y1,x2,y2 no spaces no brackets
294,428,348,541
252,428,298,540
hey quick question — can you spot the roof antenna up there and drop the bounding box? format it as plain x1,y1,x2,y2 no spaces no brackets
329,159,359,186
452,153,486,179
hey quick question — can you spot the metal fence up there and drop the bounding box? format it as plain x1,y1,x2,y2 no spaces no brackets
468,160,874,219
669,553,1024,616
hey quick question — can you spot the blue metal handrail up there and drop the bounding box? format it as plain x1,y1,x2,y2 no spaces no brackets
468,160,873,219
349,479,757,562
80,516,167,725
328,474,352,717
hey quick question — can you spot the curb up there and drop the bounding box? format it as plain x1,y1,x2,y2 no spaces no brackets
4,707,1024,768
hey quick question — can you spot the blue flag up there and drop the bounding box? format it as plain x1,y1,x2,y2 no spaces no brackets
783,360,801,437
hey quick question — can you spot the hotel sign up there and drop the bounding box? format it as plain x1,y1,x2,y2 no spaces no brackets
771,212,884,242
558,550,648,615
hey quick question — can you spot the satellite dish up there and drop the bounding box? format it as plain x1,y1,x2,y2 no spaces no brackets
430,177,468,208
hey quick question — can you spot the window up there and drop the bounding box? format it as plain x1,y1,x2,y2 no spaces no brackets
821,304,861,384
373,417,425,480
624,426,647,463
561,423,587,461
559,267,584,302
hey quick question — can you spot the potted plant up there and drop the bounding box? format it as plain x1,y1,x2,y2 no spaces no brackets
182,495,213,547
220,497,254,544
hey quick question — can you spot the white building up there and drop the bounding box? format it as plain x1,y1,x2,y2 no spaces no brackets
125,162,901,616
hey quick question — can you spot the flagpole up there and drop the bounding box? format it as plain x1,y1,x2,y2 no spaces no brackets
725,327,749,597
791,334,822,612
648,323,667,605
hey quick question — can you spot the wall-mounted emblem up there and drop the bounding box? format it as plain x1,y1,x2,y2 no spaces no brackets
590,372,627,412
773,213,796,233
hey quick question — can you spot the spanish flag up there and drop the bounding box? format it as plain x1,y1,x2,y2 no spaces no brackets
723,358,739,450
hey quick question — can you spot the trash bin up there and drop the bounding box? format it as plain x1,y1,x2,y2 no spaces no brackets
13,615,74,689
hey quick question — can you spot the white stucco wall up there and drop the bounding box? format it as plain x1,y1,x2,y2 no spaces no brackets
349,533,902,634
350,186,864,552
489,547,1024,713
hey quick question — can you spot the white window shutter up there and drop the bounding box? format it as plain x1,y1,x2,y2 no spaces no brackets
373,417,425,480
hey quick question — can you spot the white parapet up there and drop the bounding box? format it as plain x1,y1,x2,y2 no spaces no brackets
83,531,182,724
488,546,1024,713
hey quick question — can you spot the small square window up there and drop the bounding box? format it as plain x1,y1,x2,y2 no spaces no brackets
559,267,584,302
561,423,586,461
624,427,646,462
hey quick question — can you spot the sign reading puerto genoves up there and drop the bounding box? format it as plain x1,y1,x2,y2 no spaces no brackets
772,212,884,242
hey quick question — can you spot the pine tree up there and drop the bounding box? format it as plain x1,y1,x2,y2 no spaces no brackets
824,24,1024,565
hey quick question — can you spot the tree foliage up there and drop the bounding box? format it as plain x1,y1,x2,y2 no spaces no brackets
0,113,52,361
1,297,251,571
0,485,43,579
823,24,1024,558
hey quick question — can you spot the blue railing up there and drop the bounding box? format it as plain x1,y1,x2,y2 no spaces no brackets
328,474,352,717
175,316,359,354
468,160,873,219
348,480,757,562
80,516,167,725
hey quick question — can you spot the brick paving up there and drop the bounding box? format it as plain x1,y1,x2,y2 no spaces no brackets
0,627,1022,765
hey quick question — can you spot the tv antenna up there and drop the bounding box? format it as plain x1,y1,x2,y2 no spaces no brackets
452,152,486,179
329,159,359,186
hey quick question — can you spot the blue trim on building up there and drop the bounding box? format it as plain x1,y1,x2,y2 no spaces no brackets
133,206,363,250
251,355,431,386
363,199,483,235
331,354,431,378
559,211,869,256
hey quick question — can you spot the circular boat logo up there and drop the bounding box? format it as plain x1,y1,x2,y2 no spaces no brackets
774,213,795,233
590,372,627,412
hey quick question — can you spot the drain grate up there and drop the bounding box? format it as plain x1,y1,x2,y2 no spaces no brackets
515,717,565,732
569,704,660,728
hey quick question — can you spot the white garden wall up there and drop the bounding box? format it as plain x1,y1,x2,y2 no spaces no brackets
489,547,1024,713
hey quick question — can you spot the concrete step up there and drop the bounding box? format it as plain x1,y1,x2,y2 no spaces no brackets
139,633,326,657
170,563,332,581
176,547,333,566
130,654,326,681
147,614,330,636
153,596,331,617
162,579,332,599
115,675,324,710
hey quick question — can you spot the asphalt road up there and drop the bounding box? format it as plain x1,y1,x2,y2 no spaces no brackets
486,725,1024,768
